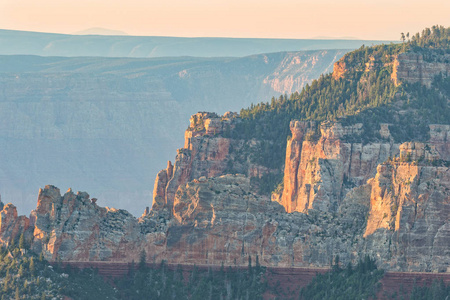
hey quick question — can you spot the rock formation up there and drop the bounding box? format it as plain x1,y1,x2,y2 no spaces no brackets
334,49,450,89
0,202,30,246
151,112,273,214
0,43,449,273
30,186,144,261
280,120,399,213
364,148,450,272
1,118,448,272
392,52,450,87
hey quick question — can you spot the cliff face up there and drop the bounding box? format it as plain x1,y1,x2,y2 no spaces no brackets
0,203,30,246
280,120,399,213
1,44,449,272
1,112,448,272
28,186,146,261
152,112,274,213
333,49,450,89
392,52,450,87
362,141,450,272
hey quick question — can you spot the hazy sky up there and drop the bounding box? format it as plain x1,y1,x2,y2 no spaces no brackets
1,0,449,39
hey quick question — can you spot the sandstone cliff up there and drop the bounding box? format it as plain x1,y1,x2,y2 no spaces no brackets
364,143,450,272
152,112,275,214
1,38,449,273
280,120,399,213
1,123,447,272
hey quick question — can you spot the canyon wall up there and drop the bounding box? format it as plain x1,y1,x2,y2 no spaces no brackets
334,50,450,88
0,46,449,273
0,113,448,272
280,120,399,213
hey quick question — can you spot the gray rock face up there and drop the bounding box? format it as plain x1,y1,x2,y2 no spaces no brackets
31,185,143,261
393,52,450,87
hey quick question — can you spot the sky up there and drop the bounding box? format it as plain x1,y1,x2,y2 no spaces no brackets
1,0,449,40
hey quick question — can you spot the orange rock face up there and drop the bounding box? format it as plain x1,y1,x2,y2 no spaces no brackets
332,61,347,80
0,203,30,245
363,150,449,272
365,141,450,237
153,112,273,214
152,161,172,210
364,163,421,236
280,120,398,213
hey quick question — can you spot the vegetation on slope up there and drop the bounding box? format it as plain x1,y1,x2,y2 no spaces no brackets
0,244,447,299
114,253,267,300
0,244,116,300
224,25,450,194
299,256,384,300
409,25,450,52
299,256,450,300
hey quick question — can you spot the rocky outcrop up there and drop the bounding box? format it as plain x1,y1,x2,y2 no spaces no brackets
0,105,448,273
364,146,450,272
0,142,448,272
30,186,145,261
392,52,450,87
334,49,450,89
152,161,173,211
0,202,30,245
332,61,347,80
280,120,399,213
152,112,272,213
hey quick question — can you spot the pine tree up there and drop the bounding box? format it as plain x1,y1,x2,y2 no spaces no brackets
29,257,35,276
139,249,147,270
18,233,25,250
18,265,24,277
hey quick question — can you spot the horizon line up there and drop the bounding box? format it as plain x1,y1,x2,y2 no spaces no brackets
0,27,396,42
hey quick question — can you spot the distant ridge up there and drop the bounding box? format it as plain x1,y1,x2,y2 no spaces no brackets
73,27,129,36
0,28,393,58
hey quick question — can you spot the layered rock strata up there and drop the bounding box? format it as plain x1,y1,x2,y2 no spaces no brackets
362,141,450,272
1,135,448,272
334,50,450,88
152,112,273,213
0,203,31,245
280,120,399,213
392,52,450,87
